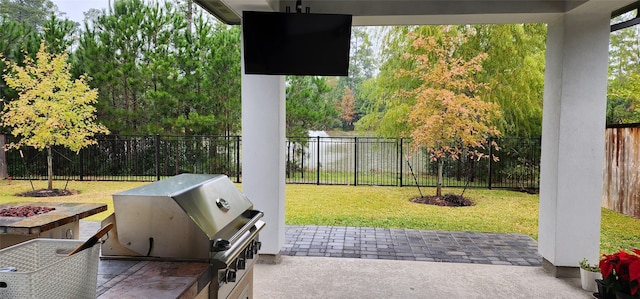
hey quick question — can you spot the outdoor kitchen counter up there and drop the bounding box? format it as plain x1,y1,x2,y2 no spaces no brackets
0,202,107,248
96,259,212,299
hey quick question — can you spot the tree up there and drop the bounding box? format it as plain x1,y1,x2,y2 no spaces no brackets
0,0,56,28
397,27,502,197
346,27,377,90
40,13,77,54
607,72,640,124
459,24,546,137
331,27,378,129
74,0,242,136
339,86,356,130
357,25,546,138
0,18,38,179
608,14,640,124
286,76,335,137
0,42,109,189
355,26,441,137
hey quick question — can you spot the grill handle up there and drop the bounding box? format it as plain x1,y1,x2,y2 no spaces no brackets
227,210,264,247
212,219,265,268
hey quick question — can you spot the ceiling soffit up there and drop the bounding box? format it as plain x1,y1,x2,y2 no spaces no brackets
194,0,634,26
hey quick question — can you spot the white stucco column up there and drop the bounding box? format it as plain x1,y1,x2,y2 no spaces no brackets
241,71,286,263
538,9,610,277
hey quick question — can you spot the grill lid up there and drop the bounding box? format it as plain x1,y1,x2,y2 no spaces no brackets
113,174,253,240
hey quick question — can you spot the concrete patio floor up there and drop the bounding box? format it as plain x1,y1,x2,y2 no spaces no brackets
81,221,593,298
254,257,592,299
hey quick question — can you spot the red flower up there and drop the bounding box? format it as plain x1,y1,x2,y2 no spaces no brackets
600,249,640,295
630,258,640,295
600,253,615,278
631,259,640,282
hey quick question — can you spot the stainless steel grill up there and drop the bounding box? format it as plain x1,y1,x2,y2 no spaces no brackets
101,174,265,299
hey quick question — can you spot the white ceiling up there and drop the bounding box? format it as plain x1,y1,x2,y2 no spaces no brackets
194,0,636,26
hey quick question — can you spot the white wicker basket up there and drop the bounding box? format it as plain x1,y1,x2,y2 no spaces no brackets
0,239,99,299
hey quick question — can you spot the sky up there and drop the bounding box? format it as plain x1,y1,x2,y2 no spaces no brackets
51,0,110,23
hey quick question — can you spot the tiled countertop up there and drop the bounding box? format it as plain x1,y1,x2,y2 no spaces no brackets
97,259,211,299
81,221,212,299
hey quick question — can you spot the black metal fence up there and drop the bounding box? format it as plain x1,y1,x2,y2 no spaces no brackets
6,134,540,190
286,136,540,190
6,135,241,182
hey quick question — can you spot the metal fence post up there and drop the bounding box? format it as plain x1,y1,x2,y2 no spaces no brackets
236,136,241,183
399,138,403,187
79,148,84,181
155,134,161,181
488,137,493,190
354,137,358,186
316,136,320,185
301,139,305,179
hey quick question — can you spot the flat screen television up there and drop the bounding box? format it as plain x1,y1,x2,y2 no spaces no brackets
242,11,352,76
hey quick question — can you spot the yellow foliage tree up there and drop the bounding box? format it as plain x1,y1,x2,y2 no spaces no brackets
398,28,502,197
1,41,110,190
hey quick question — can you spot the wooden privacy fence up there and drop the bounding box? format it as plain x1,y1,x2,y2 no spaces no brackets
603,124,640,218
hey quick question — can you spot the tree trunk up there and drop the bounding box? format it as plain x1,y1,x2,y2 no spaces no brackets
186,0,193,34
47,147,53,190
0,134,7,179
436,158,443,197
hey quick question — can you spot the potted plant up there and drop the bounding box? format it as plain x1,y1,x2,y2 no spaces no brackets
581,258,603,292
598,249,640,299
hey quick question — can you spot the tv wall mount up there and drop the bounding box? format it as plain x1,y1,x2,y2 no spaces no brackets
286,0,310,14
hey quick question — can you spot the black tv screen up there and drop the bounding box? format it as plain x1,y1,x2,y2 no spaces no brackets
242,11,352,76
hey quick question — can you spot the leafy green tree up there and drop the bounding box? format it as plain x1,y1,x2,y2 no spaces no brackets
395,27,502,197
326,27,378,130
0,0,56,28
346,27,377,89
610,19,640,78
607,72,640,124
286,76,335,137
460,24,546,137
352,77,386,132
608,16,640,124
1,42,109,189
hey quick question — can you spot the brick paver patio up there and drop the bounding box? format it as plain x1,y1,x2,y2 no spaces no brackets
280,225,542,266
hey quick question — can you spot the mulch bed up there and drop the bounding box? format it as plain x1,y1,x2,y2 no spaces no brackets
410,194,474,207
0,205,56,217
17,189,78,197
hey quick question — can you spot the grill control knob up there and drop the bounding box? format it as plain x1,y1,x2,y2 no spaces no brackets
212,239,230,251
246,247,254,259
225,269,236,283
237,258,246,270
253,241,262,254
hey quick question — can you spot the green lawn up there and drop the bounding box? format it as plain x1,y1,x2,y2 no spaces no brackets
1,179,638,254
